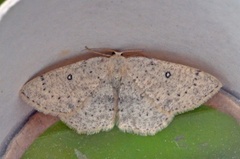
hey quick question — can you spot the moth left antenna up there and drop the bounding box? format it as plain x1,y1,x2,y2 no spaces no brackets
85,46,112,57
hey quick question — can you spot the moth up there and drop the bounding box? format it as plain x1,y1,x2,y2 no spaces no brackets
20,48,222,136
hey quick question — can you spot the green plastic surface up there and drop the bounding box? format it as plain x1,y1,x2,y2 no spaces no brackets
22,106,240,159
0,0,4,5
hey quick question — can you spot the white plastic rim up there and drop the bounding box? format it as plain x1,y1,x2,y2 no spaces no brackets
0,0,20,21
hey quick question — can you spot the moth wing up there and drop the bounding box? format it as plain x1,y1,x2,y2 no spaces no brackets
117,76,173,135
59,81,116,134
125,57,222,114
117,57,222,135
20,57,111,116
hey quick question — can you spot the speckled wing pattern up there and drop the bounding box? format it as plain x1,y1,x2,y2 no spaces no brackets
117,57,221,135
117,75,173,135
60,81,116,134
20,57,117,134
20,54,222,136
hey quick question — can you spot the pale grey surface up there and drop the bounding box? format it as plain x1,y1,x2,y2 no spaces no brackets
0,0,240,156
